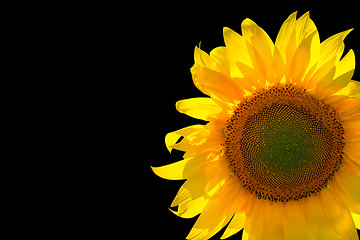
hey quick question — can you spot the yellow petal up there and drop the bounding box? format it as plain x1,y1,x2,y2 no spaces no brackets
275,11,298,64
329,174,360,214
186,180,238,240
295,12,319,46
295,12,320,69
194,45,216,69
171,158,229,207
209,47,230,74
223,27,252,67
235,61,265,90
210,46,247,80
351,212,360,229
283,201,312,240
223,24,270,90
220,212,246,239
176,97,223,121
241,18,274,53
174,173,233,219
261,202,285,240
315,49,355,98
170,196,209,218
152,150,218,180
288,31,317,84
345,145,360,166
171,126,219,153
244,196,267,240
303,193,339,239
242,230,249,240
164,131,181,153
327,93,359,112
305,54,336,89
277,11,320,73
334,49,355,79
319,29,353,66
165,125,205,152
151,158,191,180
320,188,358,240
272,46,286,84
344,144,360,165
335,80,360,100
187,203,233,239
343,154,360,177
315,50,355,98
191,63,244,105
335,167,360,205
241,18,274,83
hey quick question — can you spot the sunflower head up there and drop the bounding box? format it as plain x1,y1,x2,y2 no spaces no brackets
153,11,360,240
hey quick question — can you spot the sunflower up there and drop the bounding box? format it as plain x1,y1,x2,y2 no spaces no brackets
152,11,360,240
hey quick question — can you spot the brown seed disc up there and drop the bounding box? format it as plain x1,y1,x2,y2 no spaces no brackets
223,84,344,202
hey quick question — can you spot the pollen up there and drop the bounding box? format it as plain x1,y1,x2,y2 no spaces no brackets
223,84,345,202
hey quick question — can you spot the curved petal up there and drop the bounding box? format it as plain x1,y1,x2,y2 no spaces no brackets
176,97,223,121
194,45,216,68
319,29,353,66
173,125,225,158
282,11,320,69
164,125,206,153
335,167,360,205
305,55,336,90
295,12,319,46
334,49,355,80
335,80,360,100
288,31,318,84
209,47,231,75
302,193,339,239
191,61,245,106
272,46,286,84
241,18,274,84
342,154,360,176
171,158,229,207
276,11,320,84
315,49,355,98
235,61,265,91
329,175,360,214
344,146,360,165
275,11,298,64
186,179,239,240
151,151,220,180
320,189,358,240
151,158,191,180
244,196,267,240
242,230,249,240
351,212,360,229
170,195,209,219
305,195,341,239
223,27,252,67
283,201,312,240
241,18,274,53
295,12,320,72
221,212,246,239
261,202,285,240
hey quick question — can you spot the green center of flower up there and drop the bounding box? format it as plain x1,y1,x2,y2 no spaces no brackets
244,104,327,176
224,84,344,202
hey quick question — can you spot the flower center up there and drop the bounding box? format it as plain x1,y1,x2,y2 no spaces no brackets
224,84,344,202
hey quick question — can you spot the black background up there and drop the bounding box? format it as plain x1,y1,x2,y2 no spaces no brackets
141,6,360,240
